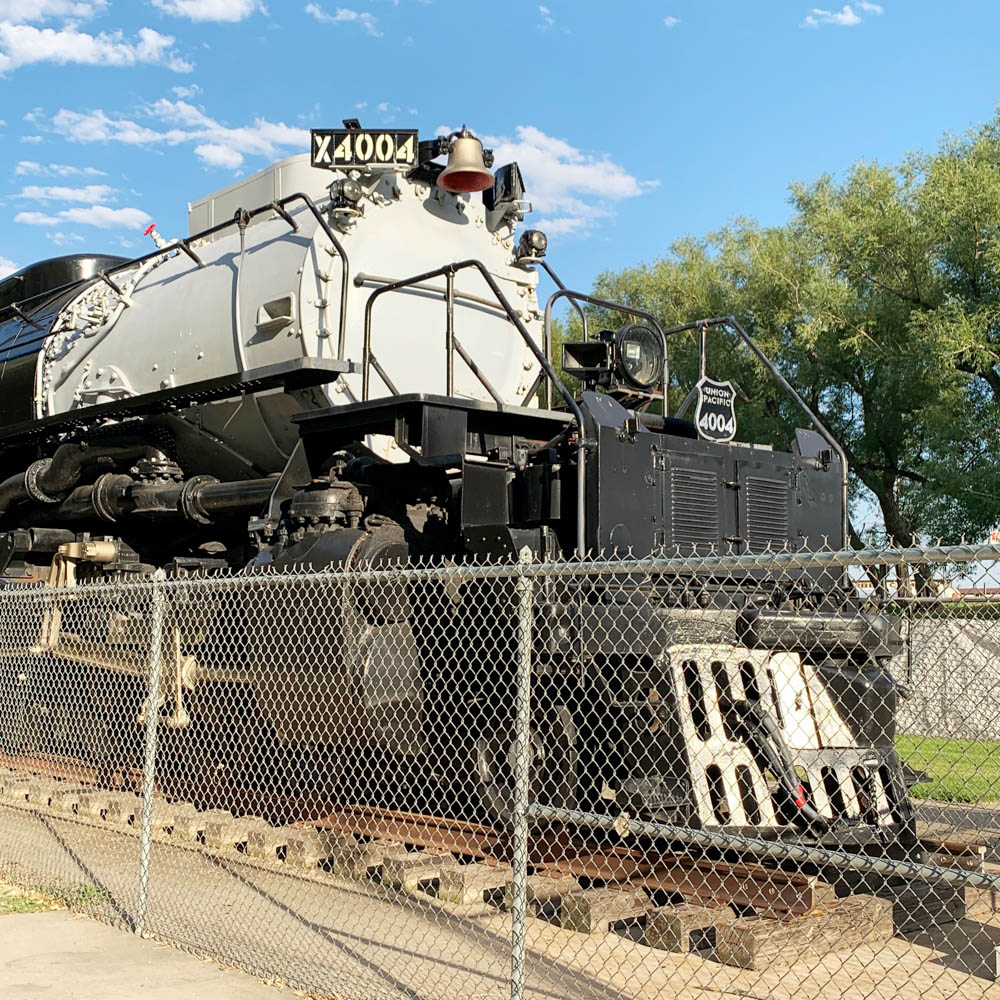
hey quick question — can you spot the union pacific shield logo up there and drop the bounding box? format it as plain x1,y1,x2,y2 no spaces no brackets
694,376,737,443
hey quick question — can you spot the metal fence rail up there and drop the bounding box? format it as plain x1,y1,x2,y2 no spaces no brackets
0,544,999,999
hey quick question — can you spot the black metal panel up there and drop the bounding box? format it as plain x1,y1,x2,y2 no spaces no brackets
296,394,570,471
0,253,127,315
460,462,509,526
0,353,38,426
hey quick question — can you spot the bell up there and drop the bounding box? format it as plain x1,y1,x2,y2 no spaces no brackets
438,128,494,194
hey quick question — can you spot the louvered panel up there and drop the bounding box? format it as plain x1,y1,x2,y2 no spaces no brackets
746,476,788,551
670,468,719,546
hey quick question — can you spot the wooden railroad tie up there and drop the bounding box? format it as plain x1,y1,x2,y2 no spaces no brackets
439,862,513,905
381,850,460,892
560,887,651,935
715,893,893,970
331,839,408,879
503,873,581,916
645,903,735,953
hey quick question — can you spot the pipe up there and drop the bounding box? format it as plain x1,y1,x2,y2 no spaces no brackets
0,441,168,523
527,802,1000,896
22,475,273,525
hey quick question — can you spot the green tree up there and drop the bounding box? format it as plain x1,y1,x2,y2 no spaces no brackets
583,115,1000,546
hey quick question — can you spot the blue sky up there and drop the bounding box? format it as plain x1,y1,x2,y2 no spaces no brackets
1,0,999,298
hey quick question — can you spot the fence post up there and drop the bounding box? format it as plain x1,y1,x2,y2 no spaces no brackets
135,569,166,937
510,546,534,1000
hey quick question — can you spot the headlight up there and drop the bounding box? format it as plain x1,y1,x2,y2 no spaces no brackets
615,323,663,390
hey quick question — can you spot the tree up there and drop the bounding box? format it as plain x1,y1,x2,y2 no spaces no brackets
581,115,1000,546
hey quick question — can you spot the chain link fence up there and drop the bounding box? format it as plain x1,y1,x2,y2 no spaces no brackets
0,543,999,999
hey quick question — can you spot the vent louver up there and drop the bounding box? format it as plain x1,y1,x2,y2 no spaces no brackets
746,476,788,551
671,469,719,547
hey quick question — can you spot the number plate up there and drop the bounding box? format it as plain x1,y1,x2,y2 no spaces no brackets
311,129,418,169
694,376,737,443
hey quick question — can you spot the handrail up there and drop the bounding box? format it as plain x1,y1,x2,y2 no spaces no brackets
0,192,351,363
362,259,591,554
541,300,850,547
541,288,669,411
667,315,850,545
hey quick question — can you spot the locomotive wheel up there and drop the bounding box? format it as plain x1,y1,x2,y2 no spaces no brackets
471,705,578,827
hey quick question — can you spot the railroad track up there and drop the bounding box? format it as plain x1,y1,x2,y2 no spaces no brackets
0,748,990,971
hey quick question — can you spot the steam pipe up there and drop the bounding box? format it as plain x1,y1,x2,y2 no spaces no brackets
0,441,169,523
22,476,274,525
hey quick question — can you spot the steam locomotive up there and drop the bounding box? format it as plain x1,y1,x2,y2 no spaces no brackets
0,123,915,845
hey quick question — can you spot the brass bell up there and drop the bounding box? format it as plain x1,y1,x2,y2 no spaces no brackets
438,127,494,194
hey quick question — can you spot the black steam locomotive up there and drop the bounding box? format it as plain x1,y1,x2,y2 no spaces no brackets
0,124,914,847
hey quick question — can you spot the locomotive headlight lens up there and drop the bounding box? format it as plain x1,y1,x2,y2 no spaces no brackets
615,323,664,390
340,179,363,202
331,178,363,204
515,229,548,259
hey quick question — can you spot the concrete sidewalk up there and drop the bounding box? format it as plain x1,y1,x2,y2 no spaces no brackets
0,911,282,999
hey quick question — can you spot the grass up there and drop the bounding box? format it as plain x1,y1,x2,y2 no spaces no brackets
896,734,1000,803
0,881,65,915
0,880,108,915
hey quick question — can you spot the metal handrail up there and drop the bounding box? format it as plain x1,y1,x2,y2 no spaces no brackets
667,315,850,544
362,259,591,554
1,192,351,363
541,288,669,411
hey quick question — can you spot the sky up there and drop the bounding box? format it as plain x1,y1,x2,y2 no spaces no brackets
1,0,1000,300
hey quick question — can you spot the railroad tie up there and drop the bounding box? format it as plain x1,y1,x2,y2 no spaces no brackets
76,791,115,819
25,779,58,806
559,887,651,935
715,893,893,970
439,862,513,905
171,809,234,841
203,816,268,850
285,829,353,869
246,825,292,862
47,785,87,812
0,775,30,799
331,839,408,880
503,873,581,916
645,903,735,953
381,850,459,893
103,792,139,825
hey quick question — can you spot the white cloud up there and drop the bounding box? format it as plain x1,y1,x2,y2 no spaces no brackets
304,3,381,36
0,22,193,75
171,82,201,98
45,231,85,246
15,210,60,225
18,183,114,202
663,15,680,28
803,3,882,27
537,4,554,30
0,1,108,22
20,134,43,142
195,142,244,168
16,205,150,228
478,124,654,236
53,100,308,169
60,205,151,228
152,0,263,22
0,255,18,278
14,160,105,176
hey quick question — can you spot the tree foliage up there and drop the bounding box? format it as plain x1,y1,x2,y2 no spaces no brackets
581,115,1000,544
